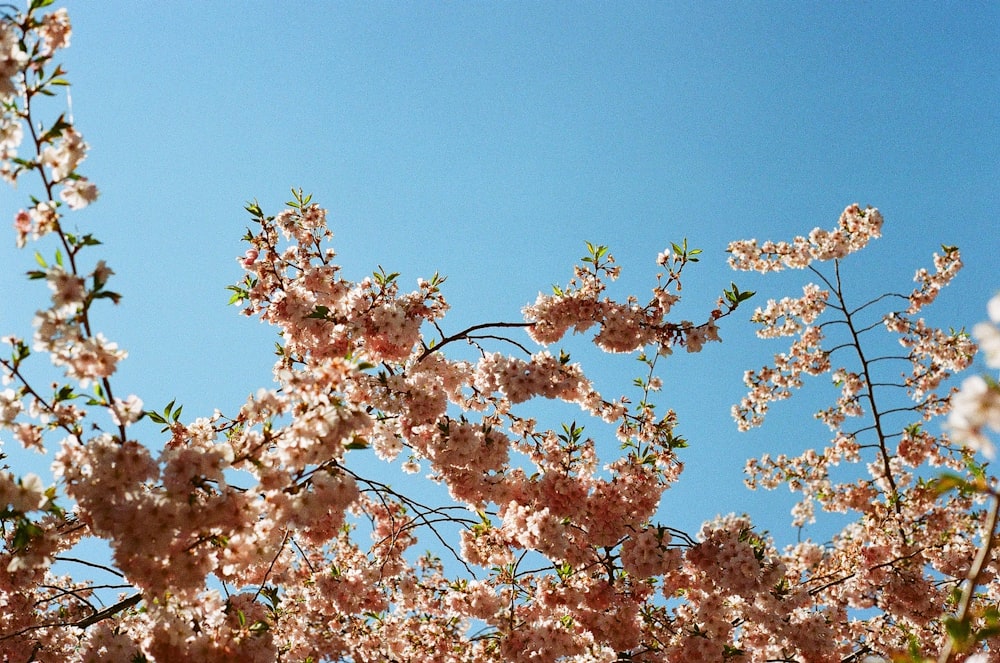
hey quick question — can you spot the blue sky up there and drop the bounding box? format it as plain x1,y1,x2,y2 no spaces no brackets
2,1,998,545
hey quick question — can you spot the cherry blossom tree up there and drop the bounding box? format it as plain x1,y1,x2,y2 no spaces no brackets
2,4,999,662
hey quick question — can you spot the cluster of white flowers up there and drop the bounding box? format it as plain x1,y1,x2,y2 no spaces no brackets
0,20,27,98
948,293,1000,458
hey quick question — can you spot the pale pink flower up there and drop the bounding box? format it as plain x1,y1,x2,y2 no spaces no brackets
0,387,22,425
13,209,30,234
988,293,1000,324
0,471,46,512
0,20,27,98
63,333,127,385
241,247,259,267
0,113,22,149
59,177,99,209
110,394,144,426
40,126,87,181
974,320,1000,369
685,323,707,352
38,8,71,55
948,375,1000,459
28,201,58,242
973,293,1000,369
45,265,87,308
12,422,43,452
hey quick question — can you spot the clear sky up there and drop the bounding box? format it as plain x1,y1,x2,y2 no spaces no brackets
2,1,998,545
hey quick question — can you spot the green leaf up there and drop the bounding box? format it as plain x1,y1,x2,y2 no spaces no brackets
259,585,280,610
373,267,399,286
38,114,71,143
148,399,181,431
92,290,122,304
226,285,248,305
343,436,369,450
975,623,1000,642
930,473,970,495
244,200,264,218
12,518,44,550
54,385,75,402
248,620,270,635
11,341,30,362
30,0,57,9
945,615,972,648
307,305,330,320
558,421,583,445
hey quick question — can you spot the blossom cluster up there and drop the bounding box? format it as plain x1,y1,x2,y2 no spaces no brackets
523,241,725,355
731,208,1000,658
1,5,998,663
727,203,884,272
948,293,1000,459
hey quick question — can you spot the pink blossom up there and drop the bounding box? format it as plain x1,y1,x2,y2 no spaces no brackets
4,43,998,658
59,177,99,209
241,247,259,267
40,126,88,182
38,8,71,55
109,394,143,426
0,20,27,98
948,375,1000,459
0,471,46,512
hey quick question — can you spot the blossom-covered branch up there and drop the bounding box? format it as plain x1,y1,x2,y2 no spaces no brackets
1,4,997,662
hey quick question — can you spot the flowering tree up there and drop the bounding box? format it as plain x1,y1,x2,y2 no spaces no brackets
2,4,999,662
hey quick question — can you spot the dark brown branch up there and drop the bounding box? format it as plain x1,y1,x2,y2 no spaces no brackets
53,556,126,578
73,592,142,629
418,321,533,361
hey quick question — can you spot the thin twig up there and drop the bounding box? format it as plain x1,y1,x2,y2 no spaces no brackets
73,592,142,629
418,321,532,361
